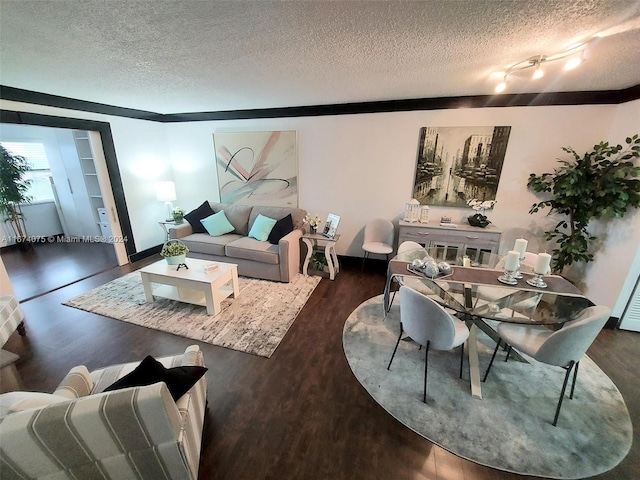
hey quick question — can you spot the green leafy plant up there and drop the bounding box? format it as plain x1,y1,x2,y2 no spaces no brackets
160,240,189,257
528,135,640,273
0,145,33,243
309,252,328,271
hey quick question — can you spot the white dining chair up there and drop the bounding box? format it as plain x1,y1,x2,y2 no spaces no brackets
482,304,611,426
362,219,394,271
387,286,470,403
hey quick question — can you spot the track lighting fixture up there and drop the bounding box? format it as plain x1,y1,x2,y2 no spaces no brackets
494,40,590,93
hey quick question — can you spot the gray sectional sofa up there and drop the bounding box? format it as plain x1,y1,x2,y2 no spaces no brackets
169,202,307,283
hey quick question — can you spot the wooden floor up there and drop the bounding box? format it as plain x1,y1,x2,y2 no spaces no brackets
1,240,118,302
2,250,639,480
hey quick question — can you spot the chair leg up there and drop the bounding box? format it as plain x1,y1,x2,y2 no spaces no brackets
361,252,369,272
423,341,430,403
505,345,512,362
459,343,465,379
483,338,501,382
553,361,575,427
387,326,403,370
569,361,580,399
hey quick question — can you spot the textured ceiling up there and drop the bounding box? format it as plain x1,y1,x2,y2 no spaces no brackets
1,0,639,114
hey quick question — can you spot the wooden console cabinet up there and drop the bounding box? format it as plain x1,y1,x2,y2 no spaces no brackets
398,220,502,263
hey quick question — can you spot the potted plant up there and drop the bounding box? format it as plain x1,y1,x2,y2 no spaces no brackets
304,214,321,234
528,134,640,273
171,207,186,223
309,252,328,272
160,239,189,265
466,199,496,228
0,145,33,247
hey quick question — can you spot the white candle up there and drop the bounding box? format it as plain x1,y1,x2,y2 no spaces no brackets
504,250,520,271
534,253,552,274
514,238,528,258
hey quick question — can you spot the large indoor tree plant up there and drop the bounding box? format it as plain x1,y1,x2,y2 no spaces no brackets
527,134,640,273
0,144,33,244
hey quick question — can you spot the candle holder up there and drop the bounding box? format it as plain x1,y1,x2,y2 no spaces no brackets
498,268,518,285
514,255,525,279
526,272,548,288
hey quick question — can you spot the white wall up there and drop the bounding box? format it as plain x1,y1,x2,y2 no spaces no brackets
2,98,639,312
0,100,171,252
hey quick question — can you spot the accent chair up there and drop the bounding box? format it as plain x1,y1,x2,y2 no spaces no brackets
387,286,470,403
482,305,611,426
362,218,394,271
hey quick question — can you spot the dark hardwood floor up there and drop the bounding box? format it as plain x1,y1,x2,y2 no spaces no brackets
2,252,638,480
1,239,118,302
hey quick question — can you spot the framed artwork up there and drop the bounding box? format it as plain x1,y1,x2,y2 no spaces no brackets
322,213,340,239
213,130,298,207
412,126,511,207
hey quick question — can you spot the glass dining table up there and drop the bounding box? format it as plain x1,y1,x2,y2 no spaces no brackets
383,247,593,399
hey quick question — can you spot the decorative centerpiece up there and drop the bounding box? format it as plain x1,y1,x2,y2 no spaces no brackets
304,214,321,234
466,199,496,228
160,239,189,266
171,207,185,223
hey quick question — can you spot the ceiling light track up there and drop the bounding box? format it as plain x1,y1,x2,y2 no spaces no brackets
494,40,591,94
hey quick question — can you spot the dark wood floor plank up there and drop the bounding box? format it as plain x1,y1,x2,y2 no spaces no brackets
1,251,637,480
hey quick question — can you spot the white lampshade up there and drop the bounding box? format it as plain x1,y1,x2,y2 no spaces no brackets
155,181,176,202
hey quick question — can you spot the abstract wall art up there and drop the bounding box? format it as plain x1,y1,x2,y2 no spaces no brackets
213,130,298,207
412,126,511,207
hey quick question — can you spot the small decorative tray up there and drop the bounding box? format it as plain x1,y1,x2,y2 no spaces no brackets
407,264,454,280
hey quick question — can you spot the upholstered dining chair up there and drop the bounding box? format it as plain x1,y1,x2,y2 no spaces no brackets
362,218,394,271
387,286,470,403
482,304,611,426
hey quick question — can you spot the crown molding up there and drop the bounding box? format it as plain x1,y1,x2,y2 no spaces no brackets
2,84,639,123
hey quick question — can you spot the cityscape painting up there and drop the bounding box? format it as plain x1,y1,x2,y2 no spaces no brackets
213,130,298,207
412,126,511,207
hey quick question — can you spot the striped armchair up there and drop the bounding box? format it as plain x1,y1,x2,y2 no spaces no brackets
0,345,207,480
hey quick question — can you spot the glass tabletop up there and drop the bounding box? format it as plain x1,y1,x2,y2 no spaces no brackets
386,247,593,325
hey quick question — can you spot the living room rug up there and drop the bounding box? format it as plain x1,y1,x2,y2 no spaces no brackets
343,294,633,479
64,272,320,358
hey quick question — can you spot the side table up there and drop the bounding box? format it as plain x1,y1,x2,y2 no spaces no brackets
158,220,179,241
302,233,340,280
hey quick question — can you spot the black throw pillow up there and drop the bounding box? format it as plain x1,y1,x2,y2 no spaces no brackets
184,201,214,233
268,213,294,244
103,355,207,401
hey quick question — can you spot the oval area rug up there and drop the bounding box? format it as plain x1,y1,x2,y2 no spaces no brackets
342,294,632,479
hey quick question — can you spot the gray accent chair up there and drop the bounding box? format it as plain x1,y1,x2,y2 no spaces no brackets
387,286,470,403
483,305,611,426
362,218,394,270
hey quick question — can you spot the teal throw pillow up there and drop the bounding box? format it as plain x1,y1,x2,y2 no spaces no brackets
248,214,277,241
201,210,234,236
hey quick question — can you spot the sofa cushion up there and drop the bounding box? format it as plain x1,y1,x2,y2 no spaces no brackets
248,214,277,241
201,210,235,236
211,203,252,235
181,233,242,256
103,355,207,401
185,201,215,233
268,213,294,244
225,237,280,265
249,206,307,231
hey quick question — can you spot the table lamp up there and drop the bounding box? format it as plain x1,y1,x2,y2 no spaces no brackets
156,181,177,221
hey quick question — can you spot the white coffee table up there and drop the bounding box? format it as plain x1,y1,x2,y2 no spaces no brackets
140,258,239,316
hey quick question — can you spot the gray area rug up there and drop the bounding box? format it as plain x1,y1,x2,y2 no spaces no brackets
343,294,633,479
64,272,320,358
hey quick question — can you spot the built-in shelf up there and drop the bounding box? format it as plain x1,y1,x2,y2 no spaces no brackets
72,130,107,241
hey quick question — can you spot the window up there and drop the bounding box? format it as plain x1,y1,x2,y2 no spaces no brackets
0,141,54,202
